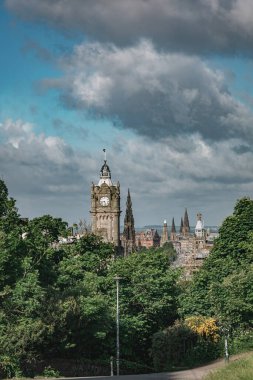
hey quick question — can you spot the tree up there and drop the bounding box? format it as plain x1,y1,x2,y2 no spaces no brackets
0,179,20,233
23,215,68,286
180,197,253,326
106,250,180,363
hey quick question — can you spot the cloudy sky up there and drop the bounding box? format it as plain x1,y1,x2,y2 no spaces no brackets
1,0,253,228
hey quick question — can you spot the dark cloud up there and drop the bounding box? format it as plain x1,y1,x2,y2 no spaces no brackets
43,41,253,143
0,119,253,225
233,144,253,154
6,0,253,55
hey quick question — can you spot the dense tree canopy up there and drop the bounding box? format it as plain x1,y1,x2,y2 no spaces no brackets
0,179,252,377
180,197,253,326
0,179,180,376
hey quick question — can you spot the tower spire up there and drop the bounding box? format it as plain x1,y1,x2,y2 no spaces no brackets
170,217,176,241
98,150,112,186
183,208,190,236
122,189,136,256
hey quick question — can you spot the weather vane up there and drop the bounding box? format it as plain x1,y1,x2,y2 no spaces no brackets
103,148,107,161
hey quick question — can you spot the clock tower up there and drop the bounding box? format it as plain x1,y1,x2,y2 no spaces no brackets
90,152,121,247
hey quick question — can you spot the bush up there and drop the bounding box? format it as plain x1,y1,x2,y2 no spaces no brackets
230,328,253,354
0,356,22,379
152,319,222,371
42,365,60,378
152,321,198,370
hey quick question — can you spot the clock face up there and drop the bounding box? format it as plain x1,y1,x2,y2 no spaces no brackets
100,196,110,206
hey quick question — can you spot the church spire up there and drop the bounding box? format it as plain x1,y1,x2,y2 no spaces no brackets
170,217,176,241
122,189,136,256
183,208,190,236
171,217,176,232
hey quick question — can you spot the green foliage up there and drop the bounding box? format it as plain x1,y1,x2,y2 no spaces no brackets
0,179,252,376
152,319,222,371
152,321,197,370
0,180,20,233
148,242,177,262
180,197,253,327
212,197,253,262
107,250,180,362
229,328,253,354
42,365,60,377
0,355,22,378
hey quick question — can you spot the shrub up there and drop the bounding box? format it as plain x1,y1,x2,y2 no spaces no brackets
152,318,222,371
0,356,22,379
152,321,198,370
42,365,60,378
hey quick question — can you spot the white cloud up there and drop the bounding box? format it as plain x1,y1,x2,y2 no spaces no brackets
42,40,253,143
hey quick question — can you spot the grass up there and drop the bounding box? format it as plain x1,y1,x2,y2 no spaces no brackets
205,354,253,380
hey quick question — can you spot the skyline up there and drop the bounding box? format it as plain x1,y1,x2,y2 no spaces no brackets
1,0,253,227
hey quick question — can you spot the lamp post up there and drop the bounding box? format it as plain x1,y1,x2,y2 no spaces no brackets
220,324,230,363
114,275,122,376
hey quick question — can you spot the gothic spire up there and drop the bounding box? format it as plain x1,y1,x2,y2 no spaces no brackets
123,189,136,255
184,208,190,229
170,217,176,241
171,217,176,233
183,208,190,236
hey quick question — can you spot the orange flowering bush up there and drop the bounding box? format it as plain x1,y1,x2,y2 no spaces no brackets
185,316,220,342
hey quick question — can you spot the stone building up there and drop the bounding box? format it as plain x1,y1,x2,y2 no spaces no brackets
160,219,169,246
136,228,161,249
90,154,121,248
170,212,218,278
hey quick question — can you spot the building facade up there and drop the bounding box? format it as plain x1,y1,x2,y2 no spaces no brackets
160,219,169,246
171,212,218,278
90,157,121,247
136,228,161,249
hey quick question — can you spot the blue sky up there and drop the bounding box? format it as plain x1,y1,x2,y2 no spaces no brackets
1,0,253,227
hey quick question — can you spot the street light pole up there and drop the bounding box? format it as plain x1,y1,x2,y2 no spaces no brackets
220,324,230,363
225,334,229,362
114,276,122,376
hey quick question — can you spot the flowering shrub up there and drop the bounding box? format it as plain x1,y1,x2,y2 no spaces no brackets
185,316,220,342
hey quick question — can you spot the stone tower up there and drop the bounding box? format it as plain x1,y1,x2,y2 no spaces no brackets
161,219,169,246
195,213,205,240
170,217,176,241
182,208,190,237
153,230,161,247
122,189,136,256
90,151,121,247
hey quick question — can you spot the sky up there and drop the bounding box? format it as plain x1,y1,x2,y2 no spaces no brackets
1,0,253,228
